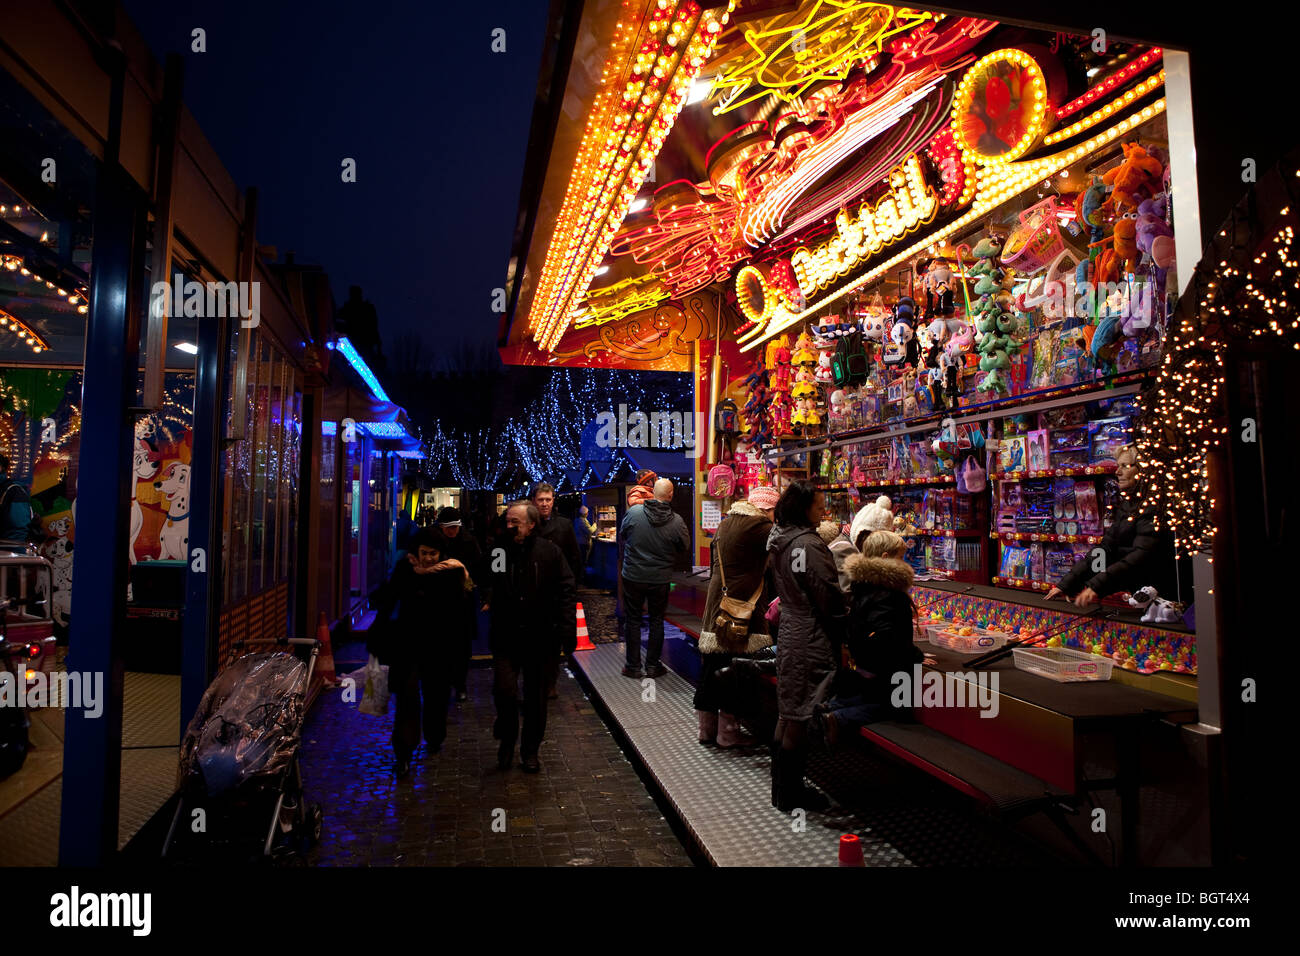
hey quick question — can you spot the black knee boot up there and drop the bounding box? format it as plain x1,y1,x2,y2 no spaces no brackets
778,747,830,813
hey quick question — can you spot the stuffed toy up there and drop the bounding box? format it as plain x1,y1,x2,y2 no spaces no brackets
1126,585,1185,624
1101,142,1163,215
828,389,847,422
1076,176,1109,245
791,332,818,367
765,333,790,371
862,313,886,343
772,394,794,437
1136,194,1174,264
1091,212,1139,275
791,366,818,400
923,256,956,318
891,296,920,366
815,348,834,384
969,236,1004,279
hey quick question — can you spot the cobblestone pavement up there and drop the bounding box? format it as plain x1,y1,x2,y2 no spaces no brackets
300,645,692,867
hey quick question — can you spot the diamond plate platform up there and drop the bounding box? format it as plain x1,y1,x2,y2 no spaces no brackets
572,642,1064,867
571,642,912,866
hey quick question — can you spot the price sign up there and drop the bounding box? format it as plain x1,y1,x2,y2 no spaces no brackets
701,499,723,533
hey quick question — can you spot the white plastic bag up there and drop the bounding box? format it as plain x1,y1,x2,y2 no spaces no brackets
358,654,389,716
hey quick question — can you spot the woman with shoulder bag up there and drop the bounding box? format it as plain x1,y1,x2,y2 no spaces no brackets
695,485,778,747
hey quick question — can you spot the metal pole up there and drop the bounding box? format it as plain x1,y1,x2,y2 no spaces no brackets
179,309,227,730
58,39,142,866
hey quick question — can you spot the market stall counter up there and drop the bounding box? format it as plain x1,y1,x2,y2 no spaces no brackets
887,636,1196,865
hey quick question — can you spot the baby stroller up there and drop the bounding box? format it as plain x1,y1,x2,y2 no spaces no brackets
162,637,323,864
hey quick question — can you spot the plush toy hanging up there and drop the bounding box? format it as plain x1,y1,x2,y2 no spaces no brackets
1101,142,1163,216
923,257,955,318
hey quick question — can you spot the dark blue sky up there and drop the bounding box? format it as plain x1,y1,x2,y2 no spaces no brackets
123,0,549,362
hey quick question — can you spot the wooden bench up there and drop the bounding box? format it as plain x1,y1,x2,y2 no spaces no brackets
857,720,1105,863
752,670,1103,862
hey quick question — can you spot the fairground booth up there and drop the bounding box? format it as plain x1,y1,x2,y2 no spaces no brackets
501,1,1265,864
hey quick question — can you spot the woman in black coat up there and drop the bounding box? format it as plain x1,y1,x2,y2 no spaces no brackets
370,527,471,777
767,480,846,813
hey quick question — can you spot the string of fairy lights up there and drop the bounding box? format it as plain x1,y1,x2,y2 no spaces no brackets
1133,161,1300,557
415,368,690,490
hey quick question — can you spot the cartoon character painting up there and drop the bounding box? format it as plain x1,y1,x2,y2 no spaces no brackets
131,437,159,564
152,462,191,562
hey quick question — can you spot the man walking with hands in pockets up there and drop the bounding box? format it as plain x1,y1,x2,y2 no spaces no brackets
619,478,688,679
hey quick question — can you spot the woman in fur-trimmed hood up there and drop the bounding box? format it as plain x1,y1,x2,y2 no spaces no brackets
815,531,931,746
694,487,777,748
842,540,923,681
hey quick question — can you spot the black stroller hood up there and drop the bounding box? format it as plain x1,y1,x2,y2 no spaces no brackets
178,653,308,796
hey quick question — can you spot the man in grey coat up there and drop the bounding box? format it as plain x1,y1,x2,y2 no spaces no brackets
619,478,689,678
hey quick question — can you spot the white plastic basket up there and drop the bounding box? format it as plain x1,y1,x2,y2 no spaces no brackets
929,627,1007,655
1012,646,1114,682
914,619,944,642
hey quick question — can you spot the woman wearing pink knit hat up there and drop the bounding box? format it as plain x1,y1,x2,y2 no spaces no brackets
694,485,777,748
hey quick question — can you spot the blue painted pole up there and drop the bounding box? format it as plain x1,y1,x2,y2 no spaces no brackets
180,311,224,731
57,43,143,866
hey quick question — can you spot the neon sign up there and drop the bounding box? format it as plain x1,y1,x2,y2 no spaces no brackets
788,154,939,295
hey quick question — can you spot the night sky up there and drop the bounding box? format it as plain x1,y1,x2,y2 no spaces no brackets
123,0,550,366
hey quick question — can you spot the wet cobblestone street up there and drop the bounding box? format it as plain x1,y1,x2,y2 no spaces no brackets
300,645,692,866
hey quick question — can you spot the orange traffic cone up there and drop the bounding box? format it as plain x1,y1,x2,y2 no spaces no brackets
574,603,595,652
316,611,339,686
837,833,865,867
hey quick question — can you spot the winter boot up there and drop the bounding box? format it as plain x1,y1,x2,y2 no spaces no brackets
777,748,830,814
696,710,718,745
716,711,742,748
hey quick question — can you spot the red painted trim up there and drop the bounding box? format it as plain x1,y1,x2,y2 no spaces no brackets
666,615,700,639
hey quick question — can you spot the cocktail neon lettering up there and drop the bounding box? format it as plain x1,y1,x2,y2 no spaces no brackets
791,154,938,294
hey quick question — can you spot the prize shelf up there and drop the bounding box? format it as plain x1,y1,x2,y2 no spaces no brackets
992,530,1104,545
990,464,1118,481
764,376,1148,461
820,475,958,490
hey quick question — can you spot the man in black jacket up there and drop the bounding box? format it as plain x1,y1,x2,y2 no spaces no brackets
1047,446,1179,606
370,527,470,778
482,500,576,773
436,506,481,702
533,483,581,580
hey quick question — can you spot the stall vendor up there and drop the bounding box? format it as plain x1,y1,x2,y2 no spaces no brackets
1046,445,1178,607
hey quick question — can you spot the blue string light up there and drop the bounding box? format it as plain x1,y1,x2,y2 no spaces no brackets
335,336,390,402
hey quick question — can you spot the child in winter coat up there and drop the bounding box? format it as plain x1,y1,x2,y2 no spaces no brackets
817,530,935,745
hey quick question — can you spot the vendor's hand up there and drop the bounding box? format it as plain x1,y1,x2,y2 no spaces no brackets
480,603,490,612
922,654,938,667
431,558,465,573
1044,586,1063,601
1072,587,1098,608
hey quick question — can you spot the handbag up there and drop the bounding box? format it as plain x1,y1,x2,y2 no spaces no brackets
711,537,765,647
